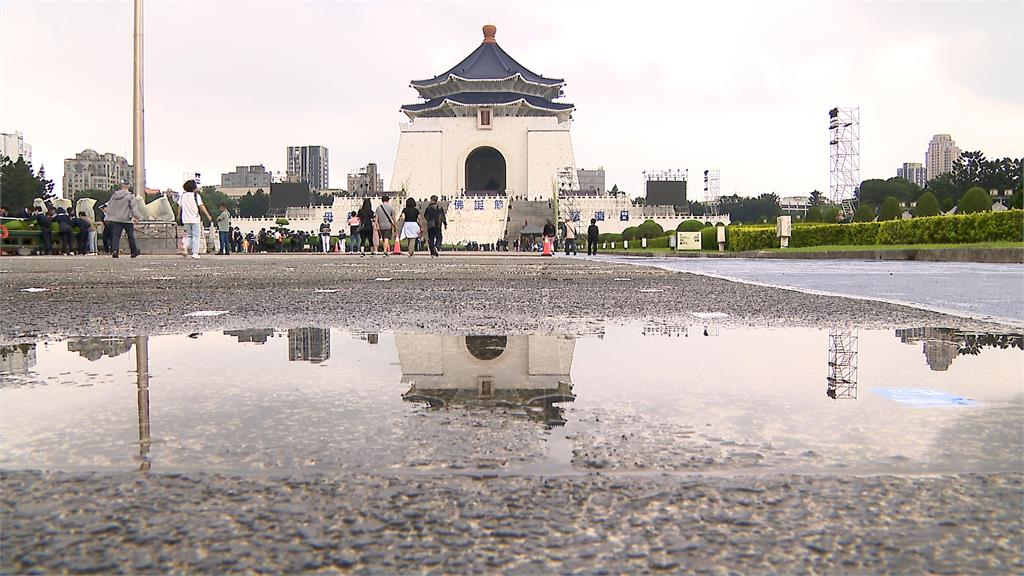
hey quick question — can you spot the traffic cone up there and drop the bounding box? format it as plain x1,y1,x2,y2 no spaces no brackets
392,238,402,255
541,237,553,256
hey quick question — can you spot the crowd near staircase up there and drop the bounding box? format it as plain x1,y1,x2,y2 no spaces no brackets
505,200,555,244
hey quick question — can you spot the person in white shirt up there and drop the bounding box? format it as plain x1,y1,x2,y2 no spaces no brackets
179,179,213,259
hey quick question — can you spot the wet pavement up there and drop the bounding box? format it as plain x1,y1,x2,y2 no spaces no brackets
2,326,1022,476
601,256,1024,326
2,255,1022,573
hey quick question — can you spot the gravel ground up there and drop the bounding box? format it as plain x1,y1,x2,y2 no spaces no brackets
0,254,1007,340
3,471,1021,574
2,254,1021,573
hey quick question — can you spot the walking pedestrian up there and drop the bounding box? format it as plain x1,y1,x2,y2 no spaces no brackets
357,198,375,256
564,218,577,255
107,180,143,258
178,180,213,259
398,197,422,258
542,219,556,254
424,195,447,257
587,218,599,255
375,194,396,255
216,203,232,255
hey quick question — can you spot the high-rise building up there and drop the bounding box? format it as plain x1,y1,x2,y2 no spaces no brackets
347,162,384,194
288,328,330,364
63,149,134,198
896,162,927,188
1,131,32,164
925,134,961,182
221,165,272,188
576,167,605,194
286,146,329,190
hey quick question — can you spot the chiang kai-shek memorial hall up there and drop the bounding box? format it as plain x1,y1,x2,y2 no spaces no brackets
390,24,579,201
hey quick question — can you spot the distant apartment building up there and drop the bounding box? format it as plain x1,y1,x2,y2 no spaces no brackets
896,162,927,188
63,149,133,198
925,134,961,182
1,131,31,164
286,146,329,190
577,167,605,194
221,164,272,188
347,162,385,194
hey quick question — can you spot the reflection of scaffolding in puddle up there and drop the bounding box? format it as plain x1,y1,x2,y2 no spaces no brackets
827,329,858,399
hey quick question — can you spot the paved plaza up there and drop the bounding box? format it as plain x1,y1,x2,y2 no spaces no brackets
1,255,1021,574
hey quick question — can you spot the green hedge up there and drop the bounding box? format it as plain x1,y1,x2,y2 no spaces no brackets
731,210,1023,250
727,225,777,251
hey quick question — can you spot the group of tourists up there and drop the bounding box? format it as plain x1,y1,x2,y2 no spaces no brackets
315,194,449,257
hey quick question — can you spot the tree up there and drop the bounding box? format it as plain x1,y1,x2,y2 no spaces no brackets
631,196,646,207
858,177,917,207
238,189,270,218
1011,190,1023,210
36,164,56,199
805,205,824,222
610,184,620,196
200,185,238,213
940,197,955,212
958,187,992,214
853,203,875,222
925,173,959,204
808,189,825,206
0,156,49,211
913,192,940,217
878,197,902,221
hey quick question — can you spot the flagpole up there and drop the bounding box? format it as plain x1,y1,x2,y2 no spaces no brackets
133,0,145,203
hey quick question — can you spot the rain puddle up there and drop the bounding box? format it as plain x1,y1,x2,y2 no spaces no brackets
1,325,1021,476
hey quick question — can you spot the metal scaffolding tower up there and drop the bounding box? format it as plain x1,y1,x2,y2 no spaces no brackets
827,329,858,400
557,166,579,223
703,169,720,216
828,107,860,215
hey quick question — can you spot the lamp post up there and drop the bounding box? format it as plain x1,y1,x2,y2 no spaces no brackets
133,0,145,204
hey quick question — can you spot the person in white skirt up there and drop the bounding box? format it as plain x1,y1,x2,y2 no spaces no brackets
398,197,422,258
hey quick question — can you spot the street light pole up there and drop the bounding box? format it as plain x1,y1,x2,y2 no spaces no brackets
133,0,146,204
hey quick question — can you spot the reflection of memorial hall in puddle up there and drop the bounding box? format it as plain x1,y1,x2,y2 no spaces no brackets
397,334,576,425
391,24,578,201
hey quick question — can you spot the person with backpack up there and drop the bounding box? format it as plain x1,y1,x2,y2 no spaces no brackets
375,194,396,256
563,217,578,256
72,211,92,255
33,206,53,255
347,211,361,254
178,179,213,259
423,195,447,257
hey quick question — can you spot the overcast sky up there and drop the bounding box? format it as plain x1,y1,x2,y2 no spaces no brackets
2,0,1021,199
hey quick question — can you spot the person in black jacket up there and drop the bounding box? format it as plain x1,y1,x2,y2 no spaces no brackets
54,207,73,254
423,195,447,257
587,218,599,255
72,211,92,255
33,207,53,255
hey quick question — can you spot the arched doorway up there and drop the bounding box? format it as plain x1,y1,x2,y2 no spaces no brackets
465,147,506,193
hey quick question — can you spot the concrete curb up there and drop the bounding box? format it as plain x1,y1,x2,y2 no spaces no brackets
601,247,1024,264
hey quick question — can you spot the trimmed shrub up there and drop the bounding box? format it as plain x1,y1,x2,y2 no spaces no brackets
275,217,290,226
853,204,875,222
700,226,719,249
636,219,664,238
878,197,902,221
958,187,992,214
677,220,704,232
941,197,955,212
621,226,639,240
1010,190,1023,210
791,222,881,247
913,192,940,217
727,225,777,251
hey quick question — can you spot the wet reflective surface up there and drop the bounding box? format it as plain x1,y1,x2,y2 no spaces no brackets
1,325,1021,476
